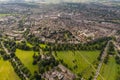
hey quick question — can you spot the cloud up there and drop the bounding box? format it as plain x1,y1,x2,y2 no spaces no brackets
0,0,91,2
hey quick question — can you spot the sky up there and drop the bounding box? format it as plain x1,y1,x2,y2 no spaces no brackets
0,0,93,2
0,0,119,3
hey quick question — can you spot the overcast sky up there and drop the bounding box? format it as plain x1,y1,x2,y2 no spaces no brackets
0,0,93,2
0,0,119,3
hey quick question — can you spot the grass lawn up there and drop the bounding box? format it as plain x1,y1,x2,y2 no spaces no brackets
26,42,33,48
16,41,33,48
97,56,119,80
39,44,47,49
54,50,100,74
0,58,20,80
15,49,38,74
0,14,10,17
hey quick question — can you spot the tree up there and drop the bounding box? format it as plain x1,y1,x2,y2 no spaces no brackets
33,44,40,51
107,42,115,55
34,71,41,80
32,59,37,65
115,56,120,64
39,67,45,74
104,55,109,64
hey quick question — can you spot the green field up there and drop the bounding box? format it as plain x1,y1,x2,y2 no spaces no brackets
26,42,33,48
15,49,38,74
0,57,20,80
0,14,10,17
54,51,100,74
39,44,47,49
97,56,120,80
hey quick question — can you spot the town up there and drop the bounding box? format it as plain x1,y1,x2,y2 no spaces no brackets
0,0,120,80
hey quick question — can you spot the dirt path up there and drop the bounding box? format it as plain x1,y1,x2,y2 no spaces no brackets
75,51,105,80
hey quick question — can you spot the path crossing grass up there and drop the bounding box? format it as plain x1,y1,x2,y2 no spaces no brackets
54,51,100,73
97,56,120,80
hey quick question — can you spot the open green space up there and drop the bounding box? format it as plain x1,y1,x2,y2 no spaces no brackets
97,56,120,80
26,42,33,48
0,57,20,80
54,51,100,74
16,41,33,48
39,44,47,49
0,14,11,17
15,49,38,74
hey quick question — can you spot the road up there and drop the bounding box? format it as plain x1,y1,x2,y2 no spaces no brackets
1,41,11,55
113,41,120,57
12,58,28,80
93,41,110,80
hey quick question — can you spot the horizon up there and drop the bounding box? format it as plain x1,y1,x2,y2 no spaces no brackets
0,0,116,3
0,0,120,4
